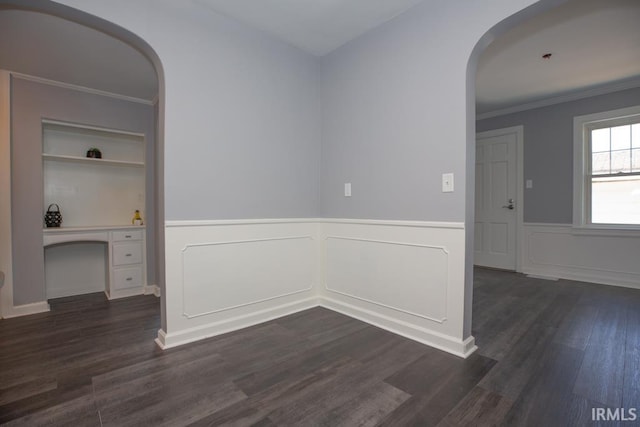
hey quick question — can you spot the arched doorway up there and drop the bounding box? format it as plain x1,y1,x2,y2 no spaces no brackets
0,0,166,333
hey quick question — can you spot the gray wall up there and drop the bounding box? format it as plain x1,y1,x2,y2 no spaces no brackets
318,0,546,222
477,87,640,224
11,77,155,305
55,0,543,224
154,2,321,221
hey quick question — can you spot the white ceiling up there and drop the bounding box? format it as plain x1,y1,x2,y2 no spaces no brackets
195,0,426,56
0,0,638,114
476,0,640,115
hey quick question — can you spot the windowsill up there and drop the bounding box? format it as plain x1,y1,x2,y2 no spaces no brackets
571,225,640,237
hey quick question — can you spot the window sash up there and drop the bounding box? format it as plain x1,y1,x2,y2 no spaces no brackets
585,116,640,226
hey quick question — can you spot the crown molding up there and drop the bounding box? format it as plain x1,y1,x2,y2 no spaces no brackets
477,77,640,121
9,71,155,106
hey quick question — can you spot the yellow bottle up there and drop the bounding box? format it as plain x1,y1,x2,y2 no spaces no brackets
132,209,144,226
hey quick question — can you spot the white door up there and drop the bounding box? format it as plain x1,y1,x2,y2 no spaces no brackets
475,128,519,270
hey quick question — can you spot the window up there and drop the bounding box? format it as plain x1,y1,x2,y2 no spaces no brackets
574,106,640,228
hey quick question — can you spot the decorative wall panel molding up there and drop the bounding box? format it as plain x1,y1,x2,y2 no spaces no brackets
325,236,448,323
522,223,640,288
181,236,314,318
161,219,471,357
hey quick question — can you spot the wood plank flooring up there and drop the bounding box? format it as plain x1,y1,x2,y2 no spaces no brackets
1,268,640,426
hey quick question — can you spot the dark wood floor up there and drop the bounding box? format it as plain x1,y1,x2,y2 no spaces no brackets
1,269,640,426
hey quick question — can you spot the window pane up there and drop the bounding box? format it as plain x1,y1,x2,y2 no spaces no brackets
633,148,640,172
633,123,640,148
591,175,640,225
611,150,631,173
592,152,610,174
611,124,631,150
591,128,610,152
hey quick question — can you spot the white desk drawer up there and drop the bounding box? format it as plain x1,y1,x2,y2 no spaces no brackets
113,266,143,290
112,230,143,242
112,242,143,266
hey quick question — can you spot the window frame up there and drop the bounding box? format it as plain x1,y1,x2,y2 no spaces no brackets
573,105,640,232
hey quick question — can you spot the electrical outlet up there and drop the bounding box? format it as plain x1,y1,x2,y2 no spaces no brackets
344,183,352,197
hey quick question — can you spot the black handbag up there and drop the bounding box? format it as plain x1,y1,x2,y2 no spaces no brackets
44,204,62,228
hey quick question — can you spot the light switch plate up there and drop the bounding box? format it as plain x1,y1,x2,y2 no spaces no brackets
526,179,533,189
344,183,352,197
442,173,454,193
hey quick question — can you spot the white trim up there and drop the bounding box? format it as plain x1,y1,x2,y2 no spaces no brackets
42,118,146,138
573,105,640,229
475,125,524,272
521,223,640,290
165,218,320,227
144,284,161,297
477,77,640,120
105,287,144,300
0,70,12,319
161,218,473,358
320,297,476,358
10,72,154,106
324,235,449,324
156,297,318,349
165,218,465,229
2,301,51,318
180,236,314,319
322,218,464,229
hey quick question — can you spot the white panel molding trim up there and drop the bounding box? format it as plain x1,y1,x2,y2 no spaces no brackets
158,218,474,358
324,236,449,323
181,236,314,319
522,223,640,289
159,220,321,350
319,220,473,358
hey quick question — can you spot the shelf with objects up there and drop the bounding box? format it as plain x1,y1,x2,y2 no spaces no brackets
41,119,148,300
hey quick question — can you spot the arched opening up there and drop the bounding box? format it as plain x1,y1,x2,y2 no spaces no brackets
0,0,166,332
464,0,568,341
466,1,640,414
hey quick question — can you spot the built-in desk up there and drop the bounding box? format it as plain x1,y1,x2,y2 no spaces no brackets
43,226,146,300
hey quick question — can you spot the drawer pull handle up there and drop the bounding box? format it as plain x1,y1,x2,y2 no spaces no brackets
126,277,133,281
125,235,132,238
125,253,132,257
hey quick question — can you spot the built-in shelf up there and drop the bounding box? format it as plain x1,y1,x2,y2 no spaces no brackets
42,153,144,168
43,225,145,234
41,120,148,300
42,119,146,227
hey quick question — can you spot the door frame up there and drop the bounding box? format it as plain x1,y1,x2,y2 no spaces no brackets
475,125,524,272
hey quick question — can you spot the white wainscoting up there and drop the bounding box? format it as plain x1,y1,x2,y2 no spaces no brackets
158,218,474,357
521,223,640,289
319,219,474,358
158,219,320,349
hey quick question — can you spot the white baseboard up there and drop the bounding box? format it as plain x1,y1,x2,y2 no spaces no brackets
2,301,50,318
144,284,161,297
106,287,144,300
156,297,318,349
522,223,640,289
320,297,476,358
47,285,104,300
